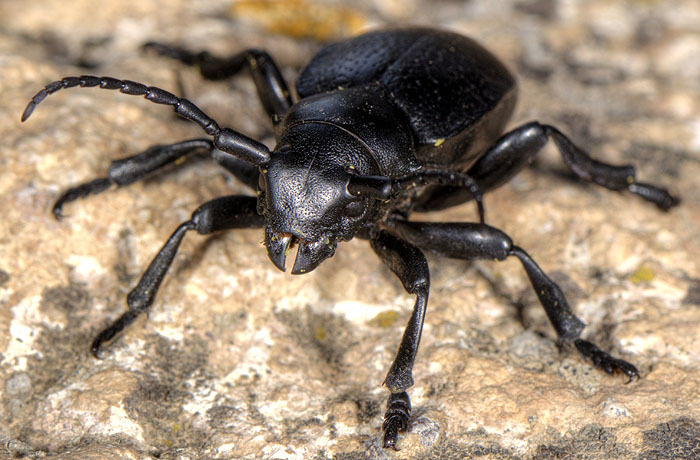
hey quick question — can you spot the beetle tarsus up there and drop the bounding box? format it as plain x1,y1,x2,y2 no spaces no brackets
628,182,680,211
53,177,113,220
91,309,140,358
575,338,640,383
382,391,411,450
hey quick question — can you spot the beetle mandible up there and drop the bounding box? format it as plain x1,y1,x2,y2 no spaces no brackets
22,28,679,449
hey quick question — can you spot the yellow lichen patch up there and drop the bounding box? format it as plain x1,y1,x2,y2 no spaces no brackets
631,266,656,283
315,325,326,341
434,138,445,147
231,0,368,41
368,310,400,328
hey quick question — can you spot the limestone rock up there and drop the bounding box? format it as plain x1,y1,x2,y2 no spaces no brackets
1,0,699,458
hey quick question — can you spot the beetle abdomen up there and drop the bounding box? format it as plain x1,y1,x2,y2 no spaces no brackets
296,28,517,163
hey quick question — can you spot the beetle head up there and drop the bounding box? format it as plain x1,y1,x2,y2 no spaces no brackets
258,147,391,274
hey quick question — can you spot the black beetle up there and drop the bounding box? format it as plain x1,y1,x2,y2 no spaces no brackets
22,28,679,449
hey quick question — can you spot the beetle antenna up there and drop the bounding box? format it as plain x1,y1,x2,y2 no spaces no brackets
392,170,486,223
21,75,270,166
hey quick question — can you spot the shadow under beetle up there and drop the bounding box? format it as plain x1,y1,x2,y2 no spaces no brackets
23,28,679,449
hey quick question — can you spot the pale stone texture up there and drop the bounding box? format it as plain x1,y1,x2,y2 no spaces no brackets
1,0,699,459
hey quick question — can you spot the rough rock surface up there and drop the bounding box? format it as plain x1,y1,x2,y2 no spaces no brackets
1,0,699,459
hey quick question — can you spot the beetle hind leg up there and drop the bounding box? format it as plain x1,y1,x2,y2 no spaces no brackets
144,42,293,123
509,245,640,382
467,121,679,210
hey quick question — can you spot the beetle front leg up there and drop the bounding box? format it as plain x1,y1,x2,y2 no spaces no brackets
388,220,640,381
144,42,293,123
370,230,430,450
467,121,679,210
91,195,264,356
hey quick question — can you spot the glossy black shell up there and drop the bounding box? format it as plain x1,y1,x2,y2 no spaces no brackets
294,28,517,172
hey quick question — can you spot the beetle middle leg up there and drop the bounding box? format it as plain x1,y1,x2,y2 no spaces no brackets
370,230,430,450
91,195,264,356
53,139,208,218
386,219,640,376
144,42,293,123
52,138,260,218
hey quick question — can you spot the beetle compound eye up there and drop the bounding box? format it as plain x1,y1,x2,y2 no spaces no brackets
344,200,365,217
